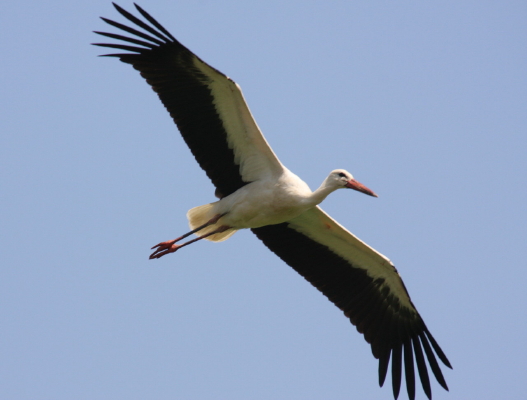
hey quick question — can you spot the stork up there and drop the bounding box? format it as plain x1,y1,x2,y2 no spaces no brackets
93,4,452,399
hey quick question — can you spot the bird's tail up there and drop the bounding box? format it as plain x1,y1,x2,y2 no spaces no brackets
187,203,237,242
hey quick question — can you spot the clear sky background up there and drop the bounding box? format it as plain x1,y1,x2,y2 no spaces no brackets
1,1,526,399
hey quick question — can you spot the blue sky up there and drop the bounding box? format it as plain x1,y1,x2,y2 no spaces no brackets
1,1,526,399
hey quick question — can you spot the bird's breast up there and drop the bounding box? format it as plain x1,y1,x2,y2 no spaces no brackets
219,173,313,229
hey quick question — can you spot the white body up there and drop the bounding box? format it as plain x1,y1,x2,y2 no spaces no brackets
187,167,359,242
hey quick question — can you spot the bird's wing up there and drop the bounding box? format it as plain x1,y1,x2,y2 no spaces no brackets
252,206,452,400
93,4,284,198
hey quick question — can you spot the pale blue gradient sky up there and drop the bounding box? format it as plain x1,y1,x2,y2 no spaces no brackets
1,1,526,399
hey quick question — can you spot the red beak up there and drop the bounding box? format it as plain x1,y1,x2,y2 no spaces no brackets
345,179,378,197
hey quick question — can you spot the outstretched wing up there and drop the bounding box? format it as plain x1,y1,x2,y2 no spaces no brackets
252,207,452,400
93,3,284,198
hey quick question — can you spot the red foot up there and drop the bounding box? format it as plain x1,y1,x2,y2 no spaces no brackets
149,240,182,259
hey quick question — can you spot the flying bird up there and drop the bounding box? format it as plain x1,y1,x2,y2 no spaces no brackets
93,4,451,399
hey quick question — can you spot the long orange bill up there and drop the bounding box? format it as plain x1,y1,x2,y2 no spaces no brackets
345,179,378,197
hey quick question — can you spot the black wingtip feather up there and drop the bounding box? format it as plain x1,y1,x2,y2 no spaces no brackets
96,53,131,58
92,43,149,54
412,336,432,399
93,31,156,48
391,344,402,399
99,17,165,45
378,349,391,387
134,3,177,41
112,2,171,43
404,338,416,400
421,333,449,391
377,310,396,387
425,328,452,369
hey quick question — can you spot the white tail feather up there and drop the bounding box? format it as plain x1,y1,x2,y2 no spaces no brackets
187,203,237,242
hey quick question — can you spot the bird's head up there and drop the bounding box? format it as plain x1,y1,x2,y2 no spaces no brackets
328,169,378,197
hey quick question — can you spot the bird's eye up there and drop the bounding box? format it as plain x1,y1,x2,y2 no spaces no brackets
338,172,346,178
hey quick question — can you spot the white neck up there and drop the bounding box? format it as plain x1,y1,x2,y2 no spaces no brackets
306,179,340,207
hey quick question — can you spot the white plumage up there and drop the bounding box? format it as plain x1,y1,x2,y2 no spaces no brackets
94,4,451,400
